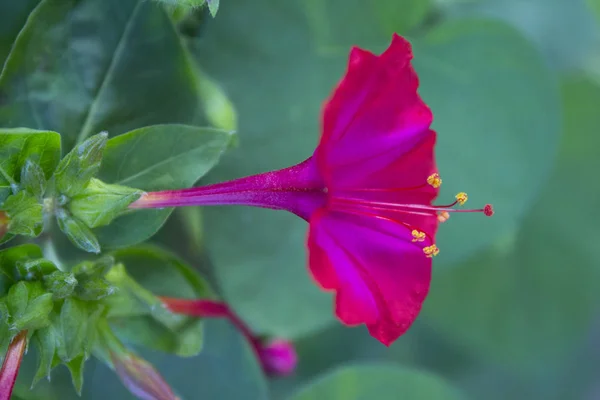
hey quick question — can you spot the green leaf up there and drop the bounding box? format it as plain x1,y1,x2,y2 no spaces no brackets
105,245,213,356
20,160,47,200
590,0,600,21
32,325,57,384
423,75,600,370
195,5,560,336
95,124,234,248
2,191,43,237
69,178,142,228
5,281,53,332
57,298,101,362
0,129,61,203
0,0,208,152
0,0,41,67
194,67,238,131
53,132,108,198
290,364,464,400
56,209,101,254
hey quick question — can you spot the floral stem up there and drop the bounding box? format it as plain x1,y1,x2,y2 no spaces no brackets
160,298,260,350
0,331,27,400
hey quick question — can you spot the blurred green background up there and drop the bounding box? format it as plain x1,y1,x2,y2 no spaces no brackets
3,0,600,398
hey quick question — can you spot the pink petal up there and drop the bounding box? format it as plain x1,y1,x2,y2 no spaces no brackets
308,209,431,346
317,34,433,189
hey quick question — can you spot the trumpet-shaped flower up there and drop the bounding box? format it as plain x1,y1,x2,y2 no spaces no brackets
131,34,492,345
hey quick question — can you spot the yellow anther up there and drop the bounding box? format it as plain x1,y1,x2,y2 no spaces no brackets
427,173,442,188
455,192,468,206
437,211,450,223
411,230,426,242
423,244,440,258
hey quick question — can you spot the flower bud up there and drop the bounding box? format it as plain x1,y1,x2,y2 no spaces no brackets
258,339,297,376
111,352,178,400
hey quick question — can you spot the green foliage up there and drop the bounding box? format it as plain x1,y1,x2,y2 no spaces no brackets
0,0,215,151
95,124,234,248
105,245,213,356
69,179,142,229
0,129,61,203
54,133,108,198
56,209,101,254
290,364,464,400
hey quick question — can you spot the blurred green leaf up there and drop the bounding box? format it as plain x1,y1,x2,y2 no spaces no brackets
105,246,213,356
56,209,101,254
0,0,40,67
290,364,464,400
423,74,600,370
590,0,600,21
0,129,61,203
95,124,234,248
69,179,142,228
54,132,108,198
444,0,599,70
86,320,268,400
0,0,205,151
195,2,560,337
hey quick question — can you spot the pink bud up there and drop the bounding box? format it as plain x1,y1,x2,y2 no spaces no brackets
111,352,178,400
258,339,297,376
0,331,27,400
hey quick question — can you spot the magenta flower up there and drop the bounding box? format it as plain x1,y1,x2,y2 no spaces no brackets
131,34,492,345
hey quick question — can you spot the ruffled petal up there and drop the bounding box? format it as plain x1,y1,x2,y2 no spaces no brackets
317,34,433,189
308,209,431,345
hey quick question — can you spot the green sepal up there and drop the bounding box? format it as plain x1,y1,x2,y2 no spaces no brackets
53,132,108,198
20,160,47,200
69,178,142,228
66,354,86,395
56,209,101,254
43,271,78,299
16,258,59,281
2,191,43,237
56,298,103,362
32,325,58,385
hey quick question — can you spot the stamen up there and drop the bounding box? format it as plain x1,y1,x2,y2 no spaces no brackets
427,173,442,188
455,192,468,205
423,244,440,258
411,230,426,242
437,211,450,223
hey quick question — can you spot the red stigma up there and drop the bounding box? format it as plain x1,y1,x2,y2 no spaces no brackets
484,204,494,217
